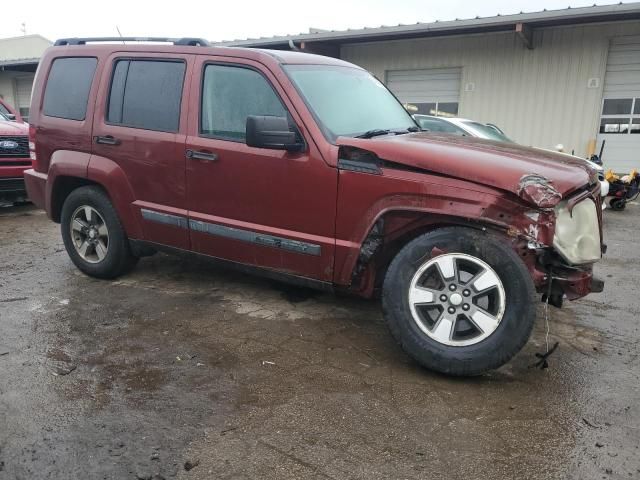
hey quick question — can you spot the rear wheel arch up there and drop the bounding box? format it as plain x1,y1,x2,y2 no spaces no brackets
50,176,103,223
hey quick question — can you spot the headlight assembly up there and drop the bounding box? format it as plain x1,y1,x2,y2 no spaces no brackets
553,199,601,265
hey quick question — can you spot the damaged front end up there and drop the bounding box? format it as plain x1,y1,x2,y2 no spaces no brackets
508,174,605,307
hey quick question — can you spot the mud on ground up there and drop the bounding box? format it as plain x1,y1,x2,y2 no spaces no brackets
0,204,639,479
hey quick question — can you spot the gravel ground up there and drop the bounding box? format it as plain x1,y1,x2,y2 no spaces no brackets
0,203,639,480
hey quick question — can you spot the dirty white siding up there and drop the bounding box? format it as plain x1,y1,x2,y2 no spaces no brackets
0,35,50,117
341,21,640,158
0,35,51,63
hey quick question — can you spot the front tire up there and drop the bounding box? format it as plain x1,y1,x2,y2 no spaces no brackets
382,227,536,376
60,186,138,279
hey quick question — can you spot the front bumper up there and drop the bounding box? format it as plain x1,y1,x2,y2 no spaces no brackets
550,267,604,300
530,261,604,307
0,160,32,200
0,177,27,201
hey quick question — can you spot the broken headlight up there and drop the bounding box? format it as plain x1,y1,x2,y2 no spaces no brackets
553,199,601,265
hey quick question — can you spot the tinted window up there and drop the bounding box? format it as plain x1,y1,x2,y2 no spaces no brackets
107,59,185,132
43,57,97,121
635,100,640,115
201,65,286,141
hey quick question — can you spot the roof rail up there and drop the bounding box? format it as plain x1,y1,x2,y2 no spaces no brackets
53,37,210,47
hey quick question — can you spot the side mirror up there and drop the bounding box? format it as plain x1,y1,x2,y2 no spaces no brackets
5,113,16,121
246,115,304,152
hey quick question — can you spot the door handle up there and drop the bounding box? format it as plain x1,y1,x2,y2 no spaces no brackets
94,135,121,145
186,149,218,161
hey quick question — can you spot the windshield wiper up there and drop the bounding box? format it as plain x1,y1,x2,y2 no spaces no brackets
355,129,391,139
356,126,421,139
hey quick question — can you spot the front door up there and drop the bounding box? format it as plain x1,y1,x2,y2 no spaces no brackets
185,57,337,282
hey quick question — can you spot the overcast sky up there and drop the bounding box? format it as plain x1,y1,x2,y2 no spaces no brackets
4,0,635,42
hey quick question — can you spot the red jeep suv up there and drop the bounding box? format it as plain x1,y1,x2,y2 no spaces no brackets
24,38,604,375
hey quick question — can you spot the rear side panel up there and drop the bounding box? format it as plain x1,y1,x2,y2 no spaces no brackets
29,51,105,175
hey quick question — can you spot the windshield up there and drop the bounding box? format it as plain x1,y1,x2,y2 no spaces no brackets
285,65,416,141
461,121,512,142
0,112,9,121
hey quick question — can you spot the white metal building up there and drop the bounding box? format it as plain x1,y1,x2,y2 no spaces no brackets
223,3,640,173
0,35,52,122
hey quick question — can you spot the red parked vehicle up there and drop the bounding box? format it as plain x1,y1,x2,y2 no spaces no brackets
0,100,30,204
25,38,605,375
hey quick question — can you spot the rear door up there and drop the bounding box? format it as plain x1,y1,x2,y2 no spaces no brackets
184,56,338,281
92,52,193,249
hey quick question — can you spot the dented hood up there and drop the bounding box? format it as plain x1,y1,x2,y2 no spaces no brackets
337,133,595,207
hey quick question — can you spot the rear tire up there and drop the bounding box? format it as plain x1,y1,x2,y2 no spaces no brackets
382,227,536,376
60,186,138,279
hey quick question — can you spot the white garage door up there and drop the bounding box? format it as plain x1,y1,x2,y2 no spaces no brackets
597,36,640,173
14,76,34,122
386,67,462,117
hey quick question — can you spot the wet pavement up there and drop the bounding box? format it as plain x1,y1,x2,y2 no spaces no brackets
0,203,639,480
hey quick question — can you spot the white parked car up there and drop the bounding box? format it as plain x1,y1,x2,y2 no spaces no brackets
413,114,609,200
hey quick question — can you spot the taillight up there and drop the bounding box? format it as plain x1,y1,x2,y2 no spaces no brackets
29,124,37,164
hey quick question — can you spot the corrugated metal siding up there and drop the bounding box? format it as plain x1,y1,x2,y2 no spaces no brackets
341,21,640,157
387,68,462,103
604,36,640,97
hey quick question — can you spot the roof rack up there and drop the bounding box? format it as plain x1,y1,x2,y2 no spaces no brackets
53,37,210,47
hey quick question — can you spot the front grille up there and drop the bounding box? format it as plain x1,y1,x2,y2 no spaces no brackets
0,135,29,158
0,177,26,193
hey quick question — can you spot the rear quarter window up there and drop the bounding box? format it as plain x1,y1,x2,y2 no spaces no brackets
43,57,98,121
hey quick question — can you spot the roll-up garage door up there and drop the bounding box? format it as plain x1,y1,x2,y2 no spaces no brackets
386,67,462,117
14,76,34,121
597,36,640,173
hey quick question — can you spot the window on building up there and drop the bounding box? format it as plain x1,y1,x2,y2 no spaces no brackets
43,57,97,121
602,98,633,116
600,98,640,135
408,102,459,118
107,59,185,132
600,118,630,134
200,65,287,141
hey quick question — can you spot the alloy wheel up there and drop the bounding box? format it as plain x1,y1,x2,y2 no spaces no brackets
69,205,109,264
408,253,506,347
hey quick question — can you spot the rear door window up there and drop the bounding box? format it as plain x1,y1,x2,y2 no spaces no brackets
43,57,98,121
107,59,186,132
